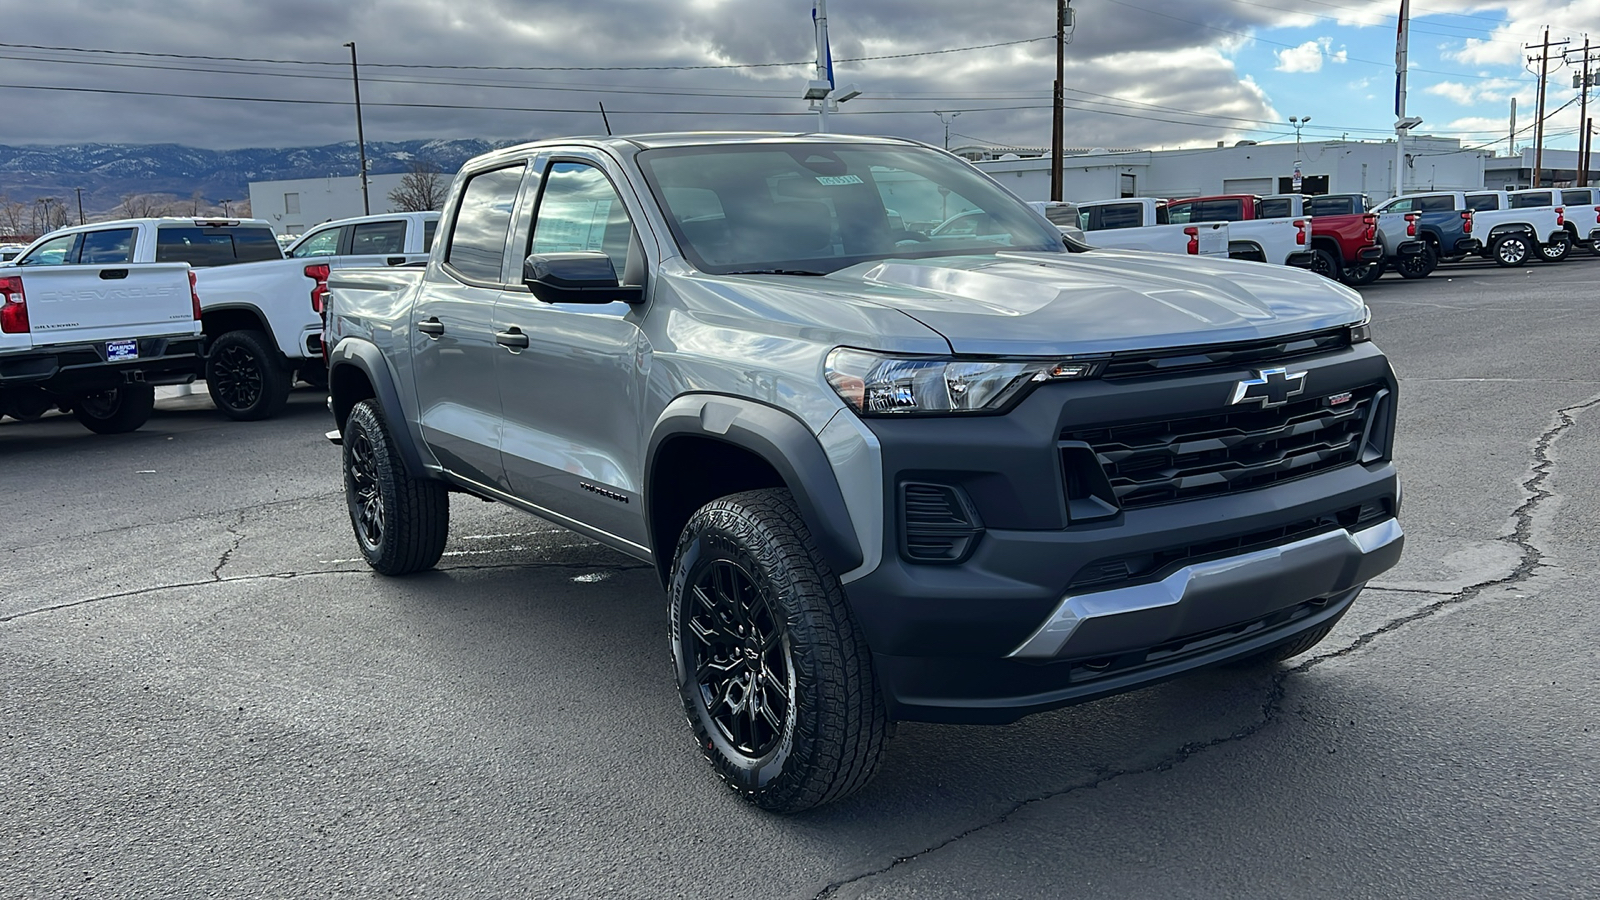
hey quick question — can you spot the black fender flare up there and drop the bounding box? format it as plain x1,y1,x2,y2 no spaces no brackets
328,337,429,479
645,394,864,578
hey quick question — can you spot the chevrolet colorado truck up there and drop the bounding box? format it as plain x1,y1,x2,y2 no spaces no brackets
1263,194,1384,285
11,217,327,419
0,252,203,432
1164,194,1312,268
323,133,1403,813
1072,197,1229,257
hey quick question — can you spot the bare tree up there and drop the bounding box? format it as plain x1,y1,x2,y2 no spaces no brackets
0,194,29,238
119,193,165,218
189,189,206,216
388,160,448,212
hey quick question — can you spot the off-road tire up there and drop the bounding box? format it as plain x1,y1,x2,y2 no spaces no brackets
342,399,449,575
1539,236,1572,262
206,329,292,421
1492,233,1532,267
1230,603,1351,667
1395,245,1437,279
669,488,890,814
1340,260,1383,287
73,384,155,434
1307,248,1341,281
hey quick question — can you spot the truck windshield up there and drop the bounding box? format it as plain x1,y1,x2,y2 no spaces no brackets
635,143,1064,275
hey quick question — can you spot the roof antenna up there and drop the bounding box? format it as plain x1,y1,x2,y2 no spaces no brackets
598,101,613,136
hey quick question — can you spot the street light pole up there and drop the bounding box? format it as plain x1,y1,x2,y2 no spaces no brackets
74,187,85,224
343,41,371,215
1290,116,1310,193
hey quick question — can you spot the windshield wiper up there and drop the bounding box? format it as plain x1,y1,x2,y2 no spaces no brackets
722,268,827,276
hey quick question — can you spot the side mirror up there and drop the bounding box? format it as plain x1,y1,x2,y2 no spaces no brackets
522,251,644,304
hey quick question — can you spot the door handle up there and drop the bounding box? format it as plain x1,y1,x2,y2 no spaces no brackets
386,256,407,266
417,317,445,337
495,328,529,349
98,269,129,280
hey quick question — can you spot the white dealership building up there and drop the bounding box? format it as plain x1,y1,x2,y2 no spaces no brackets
248,173,411,238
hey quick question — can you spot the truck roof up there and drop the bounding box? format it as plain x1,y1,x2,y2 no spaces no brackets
466,131,928,167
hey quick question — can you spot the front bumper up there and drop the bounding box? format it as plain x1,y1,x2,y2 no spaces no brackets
841,340,1402,723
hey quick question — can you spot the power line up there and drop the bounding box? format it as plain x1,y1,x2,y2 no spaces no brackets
0,35,1050,73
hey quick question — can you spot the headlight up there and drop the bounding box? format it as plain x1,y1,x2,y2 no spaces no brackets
824,348,1096,415
1349,308,1373,343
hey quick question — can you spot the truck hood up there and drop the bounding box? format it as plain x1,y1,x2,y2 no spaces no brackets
714,251,1366,357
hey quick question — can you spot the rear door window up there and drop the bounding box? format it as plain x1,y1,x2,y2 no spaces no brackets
1465,194,1499,211
1562,189,1594,206
1094,203,1142,230
1258,198,1292,218
446,164,526,283
78,228,137,264
351,220,407,255
1509,191,1553,208
1416,195,1456,213
422,219,438,252
1308,196,1354,216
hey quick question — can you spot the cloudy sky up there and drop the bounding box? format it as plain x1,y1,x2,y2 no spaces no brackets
0,0,1593,154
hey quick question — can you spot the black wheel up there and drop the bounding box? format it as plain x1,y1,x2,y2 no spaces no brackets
1340,260,1383,287
73,384,155,434
1492,233,1531,267
1230,603,1351,667
1539,236,1572,262
206,329,291,421
670,488,890,813
1395,245,1437,279
342,399,449,575
1307,248,1341,280
4,387,54,422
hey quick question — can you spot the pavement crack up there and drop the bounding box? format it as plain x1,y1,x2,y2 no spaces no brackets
815,392,1600,899
211,509,248,581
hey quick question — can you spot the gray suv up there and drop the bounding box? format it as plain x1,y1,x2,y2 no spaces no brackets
324,133,1403,812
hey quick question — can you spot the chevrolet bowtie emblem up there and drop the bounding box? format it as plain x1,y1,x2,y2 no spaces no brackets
1230,367,1307,408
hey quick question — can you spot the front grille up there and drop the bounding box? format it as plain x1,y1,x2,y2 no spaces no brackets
1063,384,1381,510
1098,329,1350,380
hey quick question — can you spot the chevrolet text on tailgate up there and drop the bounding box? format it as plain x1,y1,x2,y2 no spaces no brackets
324,133,1403,812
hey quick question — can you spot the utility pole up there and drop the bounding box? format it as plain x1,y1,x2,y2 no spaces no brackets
343,41,371,215
1509,97,1516,157
933,110,961,150
1526,28,1570,189
1569,38,1595,186
1050,0,1071,201
813,1,832,132
74,187,85,225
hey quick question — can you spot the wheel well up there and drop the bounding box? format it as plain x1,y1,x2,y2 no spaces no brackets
647,435,786,583
1227,241,1267,262
329,362,376,429
201,307,269,339
1487,224,1533,238
1309,236,1340,257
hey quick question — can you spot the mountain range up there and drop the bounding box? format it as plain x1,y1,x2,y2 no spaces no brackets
0,139,506,219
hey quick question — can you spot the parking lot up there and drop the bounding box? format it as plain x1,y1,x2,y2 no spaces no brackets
2,256,1597,898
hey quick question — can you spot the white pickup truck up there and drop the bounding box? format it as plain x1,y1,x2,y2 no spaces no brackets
1444,191,1565,266
285,210,439,271
1073,198,1229,257
1505,187,1596,260
0,251,203,432
1164,195,1311,267
8,218,326,419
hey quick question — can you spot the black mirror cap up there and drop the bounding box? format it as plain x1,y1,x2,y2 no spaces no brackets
522,251,643,304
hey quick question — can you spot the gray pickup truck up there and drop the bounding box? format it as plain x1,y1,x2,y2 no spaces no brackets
324,133,1403,813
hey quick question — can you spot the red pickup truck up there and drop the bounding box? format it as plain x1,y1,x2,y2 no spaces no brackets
1264,194,1384,285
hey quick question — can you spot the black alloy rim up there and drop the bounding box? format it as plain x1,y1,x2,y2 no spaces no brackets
685,559,791,759
211,344,263,409
78,389,119,418
1311,252,1335,278
348,427,384,550
1345,262,1378,283
1399,253,1430,276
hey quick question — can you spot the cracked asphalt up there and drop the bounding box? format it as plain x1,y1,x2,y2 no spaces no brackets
3,258,1597,899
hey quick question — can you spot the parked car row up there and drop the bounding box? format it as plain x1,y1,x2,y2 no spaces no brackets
1052,187,1590,285
0,210,439,430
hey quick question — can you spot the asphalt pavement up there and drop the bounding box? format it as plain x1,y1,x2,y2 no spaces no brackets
2,255,1597,898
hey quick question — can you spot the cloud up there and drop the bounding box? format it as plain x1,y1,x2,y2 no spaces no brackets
1274,38,1346,73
